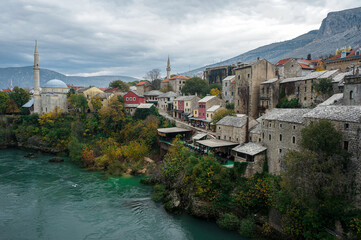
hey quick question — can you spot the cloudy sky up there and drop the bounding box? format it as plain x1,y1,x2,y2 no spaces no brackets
0,0,359,78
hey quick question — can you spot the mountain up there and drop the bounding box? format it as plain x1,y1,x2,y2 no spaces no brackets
0,66,139,89
183,7,361,76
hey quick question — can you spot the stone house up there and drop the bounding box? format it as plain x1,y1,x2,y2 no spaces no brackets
275,58,315,78
91,92,115,111
343,75,361,105
144,90,163,106
204,65,236,84
232,143,267,178
326,48,361,72
198,95,223,119
157,91,179,112
234,59,276,118
136,81,151,96
279,70,339,107
160,78,170,90
260,108,311,175
77,86,104,101
332,72,353,93
169,76,188,94
222,75,235,103
216,115,258,144
206,105,224,121
259,77,280,115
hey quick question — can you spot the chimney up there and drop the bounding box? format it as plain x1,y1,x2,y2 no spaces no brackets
276,70,280,80
257,57,260,61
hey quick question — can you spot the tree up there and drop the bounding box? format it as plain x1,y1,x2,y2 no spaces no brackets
181,77,209,96
128,80,140,86
67,88,75,97
9,86,30,108
145,69,161,81
0,92,10,114
90,96,102,112
109,80,130,92
313,78,333,101
68,94,88,112
307,53,311,60
134,105,159,120
209,83,222,91
98,97,125,134
150,79,161,90
210,88,221,97
211,109,235,127
5,98,20,114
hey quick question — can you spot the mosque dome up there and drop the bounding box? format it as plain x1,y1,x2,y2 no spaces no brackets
43,79,68,89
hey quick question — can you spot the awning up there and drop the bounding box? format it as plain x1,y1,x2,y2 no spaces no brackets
197,139,239,148
192,133,207,141
232,142,267,156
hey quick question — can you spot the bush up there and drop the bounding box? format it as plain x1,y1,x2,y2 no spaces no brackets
151,184,167,202
238,217,256,238
217,213,240,231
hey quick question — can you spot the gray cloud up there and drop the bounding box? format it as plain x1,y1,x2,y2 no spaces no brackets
0,0,360,79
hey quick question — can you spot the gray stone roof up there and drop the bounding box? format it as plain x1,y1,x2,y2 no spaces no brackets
232,142,267,156
261,78,279,85
192,133,208,140
222,75,235,81
76,86,93,93
303,105,361,123
207,105,221,112
332,72,352,83
262,108,311,124
144,90,163,96
280,70,334,84
199,95,216,103
174,95,198,101
158,91,179,98
318,93,343,106
95,92,112,99
217,116,247,128
137,103,154,109
124,104,139,108
250,123,261,134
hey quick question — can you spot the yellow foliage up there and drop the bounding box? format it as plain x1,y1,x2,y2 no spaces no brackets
38,106,63,125
210,88,221,97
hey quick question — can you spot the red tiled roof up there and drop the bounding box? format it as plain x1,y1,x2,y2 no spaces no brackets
1,89,11,92
104,87,119,92
137,81,148,86
231,80,235,84
327,53,342,61
67,85,84,90
99,88,106,91
347,49,356,57
161,78,169,83
275,58,291,66
299,63,314,70
327,50,357,61
170,75,188,80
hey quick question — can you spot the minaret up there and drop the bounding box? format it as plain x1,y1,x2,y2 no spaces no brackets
10,79,13,91
166,56,171,79
33,40,41,114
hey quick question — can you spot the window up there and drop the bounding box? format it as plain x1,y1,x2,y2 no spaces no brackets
269,134,271,140
262,88,264,94
262,133,264,139
279,123,282,128
279,149,282,154
218,126,221,130
218,136,220,139
224,136,226,140
293,125,296,130
207,114,209,118
248,74,250,78
292,136,296,144
238,75,240,80
304,86,307,92
267,87,269,94
350,91,354,99
344,141,349,151
133,97,136,101
279,134,282,141
269,123,272,127
225,83,227,87
229,137,231,141
179,81,181,84
126,97,129,101
345,123,349,129
304,97,307,101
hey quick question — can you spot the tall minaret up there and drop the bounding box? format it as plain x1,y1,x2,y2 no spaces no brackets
166,56,171,79
10,79,13,91
33,41,41,114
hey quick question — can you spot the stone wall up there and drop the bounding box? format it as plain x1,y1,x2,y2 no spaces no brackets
261,119,304,174
234,153,266,178
283,58,302,78
343,76,361,105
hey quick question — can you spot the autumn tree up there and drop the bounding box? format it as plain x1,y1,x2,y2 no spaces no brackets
90,96,102,112
98,97,125,134
5,98,20,114
210,88,221,97
109,80,130,92
313,78,333,102
134,105,159,120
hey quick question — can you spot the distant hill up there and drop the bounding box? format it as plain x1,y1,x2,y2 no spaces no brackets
0,66,139,89
183,7,361,76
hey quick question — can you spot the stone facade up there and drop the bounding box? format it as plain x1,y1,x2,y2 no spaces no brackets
136,81,151,96
158,91,178,112
216,115,257,144
206,105,224,121
343,75,361,105
204,65,235,84
222,75,235,103
234,59,276,118
259,78,280,115
326,50,361,72
169,76,188,94
260,109,310,174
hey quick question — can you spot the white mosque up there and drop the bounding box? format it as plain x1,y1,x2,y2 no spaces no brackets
24,42,69,114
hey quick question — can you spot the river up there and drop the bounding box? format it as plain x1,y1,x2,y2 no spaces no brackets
0,149,246,240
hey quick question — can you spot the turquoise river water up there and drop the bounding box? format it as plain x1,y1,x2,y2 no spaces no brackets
0,149,246,240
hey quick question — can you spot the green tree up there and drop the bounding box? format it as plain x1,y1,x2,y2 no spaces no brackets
128,80,140,86
109,80,130,92
98,97,125,134
6,98,20,114
68,94,88,112
134,105,159,120
313,78,333,99
209,83,222,91
9,86,30,108
0,92,10,113
211,108,235,126
67,88,75,97
181,77,209,96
